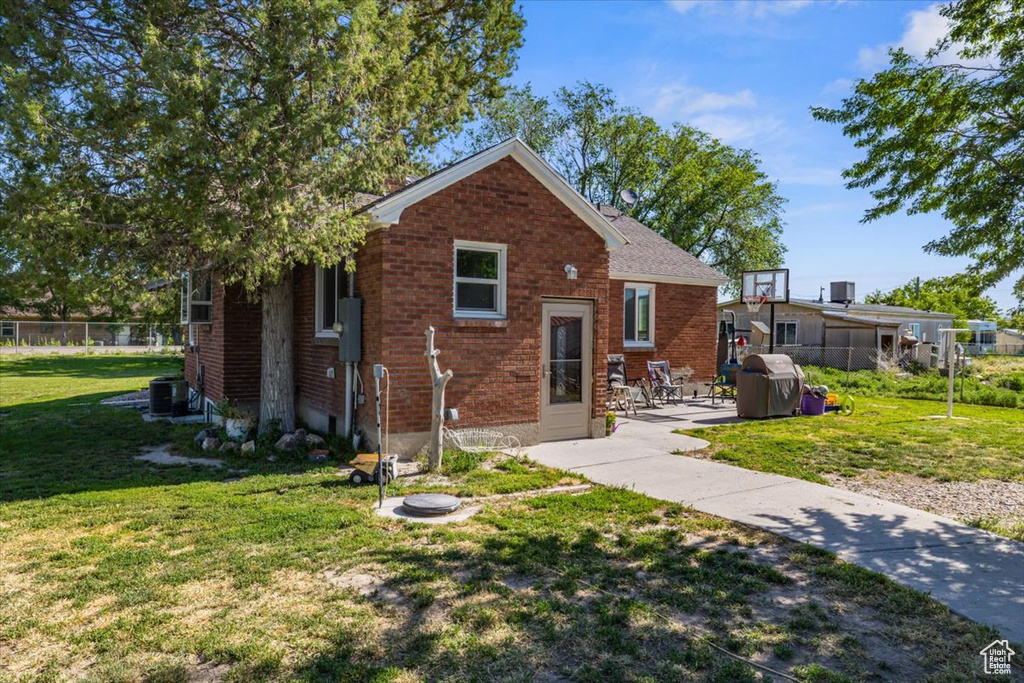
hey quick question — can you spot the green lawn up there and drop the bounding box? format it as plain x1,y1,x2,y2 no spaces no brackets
681,397,1023,484
0,355,1010,682
680,396,1024,540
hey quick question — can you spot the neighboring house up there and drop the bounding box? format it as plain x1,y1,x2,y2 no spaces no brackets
182,138,726,453
719,284,954,365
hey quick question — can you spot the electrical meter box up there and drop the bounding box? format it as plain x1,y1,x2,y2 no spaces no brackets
336,297,362,362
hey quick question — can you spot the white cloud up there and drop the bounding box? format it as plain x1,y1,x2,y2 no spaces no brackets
821,78,855,96
688,113,785,145
652,83,757,117
668,0,817,19
857,3,994,71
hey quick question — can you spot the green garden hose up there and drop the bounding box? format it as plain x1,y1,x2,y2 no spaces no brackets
838,395,855,416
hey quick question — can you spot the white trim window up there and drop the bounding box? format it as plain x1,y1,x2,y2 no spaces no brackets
315,263,348,336
908,323,921,338
1,321,14,338
453,240,506,318
623,283,655,347
775,320,798,346
180,270,213,324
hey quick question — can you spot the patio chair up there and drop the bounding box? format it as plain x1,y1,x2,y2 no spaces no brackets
709,362,740,405
647,360,686,405
607,355,653,416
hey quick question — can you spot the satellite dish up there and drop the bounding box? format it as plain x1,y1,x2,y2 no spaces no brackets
620,189,638,206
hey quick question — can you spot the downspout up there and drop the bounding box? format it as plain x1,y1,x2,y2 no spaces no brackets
344,268,356,438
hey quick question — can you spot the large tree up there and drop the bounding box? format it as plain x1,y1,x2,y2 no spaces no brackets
2,0,523,431
811,0,1023,302
459,81,787,287
864,274,1001,326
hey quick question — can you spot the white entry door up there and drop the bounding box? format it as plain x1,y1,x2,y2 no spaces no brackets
541,301,593,441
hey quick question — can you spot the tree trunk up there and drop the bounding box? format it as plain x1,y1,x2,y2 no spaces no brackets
259,270,296,434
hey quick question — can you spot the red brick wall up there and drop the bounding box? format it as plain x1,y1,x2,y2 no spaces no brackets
607,281,718,384
354,156,610,437
293,264,344,424
184,279,261,404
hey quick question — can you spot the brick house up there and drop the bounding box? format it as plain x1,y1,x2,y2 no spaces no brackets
183,139,726,453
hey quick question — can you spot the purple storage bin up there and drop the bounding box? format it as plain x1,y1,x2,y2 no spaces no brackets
801,394,826,416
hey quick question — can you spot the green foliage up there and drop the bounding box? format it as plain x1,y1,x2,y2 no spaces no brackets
440,449,489,475
803,363,1023,408
461,81,787,288
863,274,1001,329
2,0,525,295
812,0,1024,299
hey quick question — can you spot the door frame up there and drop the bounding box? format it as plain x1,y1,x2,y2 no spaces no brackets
540,298,594,441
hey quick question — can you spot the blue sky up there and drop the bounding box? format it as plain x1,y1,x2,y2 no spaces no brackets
504,0,1016,311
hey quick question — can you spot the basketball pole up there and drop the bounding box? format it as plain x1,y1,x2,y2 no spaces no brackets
769,302,775,353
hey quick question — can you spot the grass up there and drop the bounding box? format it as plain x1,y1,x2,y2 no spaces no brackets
680,395,1024,540
681,396,1023,485
1,354,1013,681
801,360,1024,409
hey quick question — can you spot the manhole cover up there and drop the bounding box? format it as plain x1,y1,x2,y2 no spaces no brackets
402,493,462,517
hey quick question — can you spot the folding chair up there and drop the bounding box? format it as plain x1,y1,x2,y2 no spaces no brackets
607,355,653,416
647,360,686,405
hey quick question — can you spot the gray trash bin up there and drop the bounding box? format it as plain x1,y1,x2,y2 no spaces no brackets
736,354,805,418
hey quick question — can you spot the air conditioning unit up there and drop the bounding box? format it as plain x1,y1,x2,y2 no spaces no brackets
830,281,855,304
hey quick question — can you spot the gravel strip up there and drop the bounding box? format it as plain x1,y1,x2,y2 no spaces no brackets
100,389,149,405
824,471,1024,525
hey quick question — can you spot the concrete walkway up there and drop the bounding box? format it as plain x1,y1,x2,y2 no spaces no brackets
524,399,1024,643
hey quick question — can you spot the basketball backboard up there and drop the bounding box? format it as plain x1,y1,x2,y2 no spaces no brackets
741,269,789,304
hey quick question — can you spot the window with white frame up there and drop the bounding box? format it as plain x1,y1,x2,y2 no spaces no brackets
624,283,655,346
453,241,506,318
180,270,213,324
908,322,921,338
1,321,14,338
315,263,349,335
775,321,798,346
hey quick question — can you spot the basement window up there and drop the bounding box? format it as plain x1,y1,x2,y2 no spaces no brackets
180,270,213,324
624,283,655,347
315,263,349,336
454,241,506,318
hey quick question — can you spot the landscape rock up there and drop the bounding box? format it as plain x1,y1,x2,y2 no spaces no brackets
275,432,304,451
305,433,326,447
201,436,221,451
294,428,308,441
194,428,216,444
241,440,256,454
219,441,240,453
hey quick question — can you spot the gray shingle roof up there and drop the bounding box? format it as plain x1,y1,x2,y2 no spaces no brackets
821,311,902,327
601,205,728,285
791,299,954,318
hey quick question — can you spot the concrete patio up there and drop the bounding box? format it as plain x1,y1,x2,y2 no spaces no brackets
524,398,1024,643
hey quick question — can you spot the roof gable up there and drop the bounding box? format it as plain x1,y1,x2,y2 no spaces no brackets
365,138,627,248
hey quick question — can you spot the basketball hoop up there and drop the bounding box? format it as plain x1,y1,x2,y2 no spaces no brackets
743,295,767,314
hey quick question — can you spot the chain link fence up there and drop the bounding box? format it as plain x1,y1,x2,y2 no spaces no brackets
0,321,184,354
965,343,1024,356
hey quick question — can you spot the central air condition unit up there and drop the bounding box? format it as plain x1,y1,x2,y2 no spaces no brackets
830,281,855,304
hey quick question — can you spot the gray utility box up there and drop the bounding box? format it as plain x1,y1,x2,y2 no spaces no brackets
336,297,362,362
